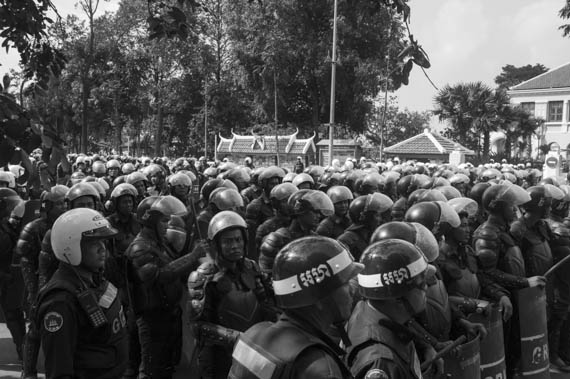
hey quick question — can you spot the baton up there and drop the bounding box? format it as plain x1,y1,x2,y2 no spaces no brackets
420,335,467,371
544,253,570,277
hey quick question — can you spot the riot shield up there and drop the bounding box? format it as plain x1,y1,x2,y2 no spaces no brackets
443,334,481,379
468,304,507,379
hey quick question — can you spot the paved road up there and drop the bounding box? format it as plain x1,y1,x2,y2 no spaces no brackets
1,323,570,379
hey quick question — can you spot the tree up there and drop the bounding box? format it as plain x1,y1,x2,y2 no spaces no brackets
434,82,507,161
365,96,430,147
494,64,548,90
560,0,570,37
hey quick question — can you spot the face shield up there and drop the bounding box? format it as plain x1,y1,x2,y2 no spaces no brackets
166,215,187,253
302,190,335,217
434,201,461,228
151,195,188,217
495,183,532,206
448,197,479,218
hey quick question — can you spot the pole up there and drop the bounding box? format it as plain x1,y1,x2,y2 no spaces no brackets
204,78,208,160
328,0,338,167
274,70,280,166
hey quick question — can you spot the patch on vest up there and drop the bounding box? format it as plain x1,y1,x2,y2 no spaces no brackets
365,369,389,379
44,312,63,333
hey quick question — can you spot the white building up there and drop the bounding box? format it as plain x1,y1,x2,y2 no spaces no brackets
507,62,570,159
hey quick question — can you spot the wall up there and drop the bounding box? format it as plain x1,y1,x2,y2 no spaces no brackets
509,88,570,159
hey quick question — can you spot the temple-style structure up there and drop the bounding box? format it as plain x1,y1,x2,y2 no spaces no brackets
216,129,316,169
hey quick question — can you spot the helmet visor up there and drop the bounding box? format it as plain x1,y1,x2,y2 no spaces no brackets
544,184,565,200
82,225,118,240
303,191,335,217
496,183,532,206
448,197,479,217
435,201,461,228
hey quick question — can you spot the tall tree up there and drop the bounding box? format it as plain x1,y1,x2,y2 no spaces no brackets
494,64,548,90
560,0,570,37
434,82,507,160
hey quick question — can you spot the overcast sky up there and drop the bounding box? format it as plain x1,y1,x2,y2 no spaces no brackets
2,0,569,117
398,0,570,113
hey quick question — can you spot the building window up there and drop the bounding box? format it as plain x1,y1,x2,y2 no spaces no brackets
521,102,535,115
548,101,563,122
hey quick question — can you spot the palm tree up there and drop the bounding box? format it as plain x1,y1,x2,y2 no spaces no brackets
433,82,504,161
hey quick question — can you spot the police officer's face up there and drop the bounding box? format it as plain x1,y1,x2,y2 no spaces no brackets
298,209,322,230
219,228,245,262
108,167,119,178
334,200,349,216
134,181,146,196
297,182,312,190
49,199,67,219
72,196,95,210
117,195,134,215
80,239,108,272
329,283,353,322
172,185,189,198
155,215,169,238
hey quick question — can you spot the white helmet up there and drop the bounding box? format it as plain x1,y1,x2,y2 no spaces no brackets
51,208,117,266
0,171,16,189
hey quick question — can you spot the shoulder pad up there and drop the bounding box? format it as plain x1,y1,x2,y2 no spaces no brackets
473,224,499,241
509,220,526,241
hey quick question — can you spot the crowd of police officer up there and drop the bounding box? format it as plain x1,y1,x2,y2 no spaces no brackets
0,151,567,378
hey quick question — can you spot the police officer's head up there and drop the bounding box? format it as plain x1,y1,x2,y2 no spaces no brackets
358,239,430,316
371,221,439,263
126,172,148,197
292,173,314,190
207,211,247,264
51,208,117,272
481,183,530,221
109,183,137,216
405,201,460,240
0,188,22,220
259,166,285,196
269,183,298,216
522,185,562,219
136,195,187,240
167,172,192,200
327,185,353,217
209,188,245,215
349,193,393,230
273,236,363,324
289,190,334,230
66,182,100,210
448,197,479,244
40,185,68,221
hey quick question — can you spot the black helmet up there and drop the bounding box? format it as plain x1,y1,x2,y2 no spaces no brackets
289,190,334,217
358,239,428,300
481,183,530,213
371,221,439,262
469,182,492,207
522,185,561,216
404,201,460,231
348,193,393,223
272,236,363,308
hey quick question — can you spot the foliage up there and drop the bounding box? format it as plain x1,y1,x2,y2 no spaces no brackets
560,0,570,37
494,64,548,90
0,0,67,91
364,96,430,147
433,82,543,161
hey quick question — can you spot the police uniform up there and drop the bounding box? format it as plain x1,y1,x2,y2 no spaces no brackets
228,315,351,379
337,224,372,262
316,214,350,239
259,220,315,273
346,301,422,379
255,214,291,250
193,258,275,378
510,217,553,277
126,228,185,379
37,264,128,378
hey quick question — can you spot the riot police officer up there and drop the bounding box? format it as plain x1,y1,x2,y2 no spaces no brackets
125,171,150,206
346,239,429,379
37,208,128,378
0,189,25,361
19,185,68,379
259,189,334,274
338,193,393,261
255,182,298,249
126,195,201,379
38,182,100,289
228,236,363,378
316,185,353,239
189,211,275,378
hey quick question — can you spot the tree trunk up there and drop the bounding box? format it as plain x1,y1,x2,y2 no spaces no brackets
482,130,490,162
154,102,163,157
81,77,89,153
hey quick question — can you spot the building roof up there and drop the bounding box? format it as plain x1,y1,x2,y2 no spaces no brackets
316,139,359,146
217,129,316,155
384,129,475,156
510,62,570,91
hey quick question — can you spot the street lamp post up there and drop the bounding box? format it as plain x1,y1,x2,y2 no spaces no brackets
328,0,338,166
